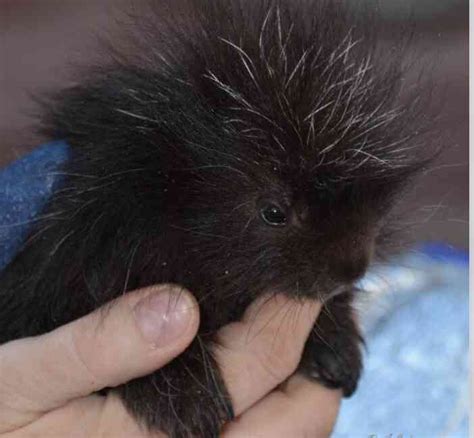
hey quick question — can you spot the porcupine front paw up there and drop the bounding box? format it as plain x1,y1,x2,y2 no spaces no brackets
298,298,363,397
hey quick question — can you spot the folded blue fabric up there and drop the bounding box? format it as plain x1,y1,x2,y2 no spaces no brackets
0,142,469,437
335,253,469,437
0,141,69,269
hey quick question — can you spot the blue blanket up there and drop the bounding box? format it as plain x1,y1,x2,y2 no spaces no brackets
0,142,469,437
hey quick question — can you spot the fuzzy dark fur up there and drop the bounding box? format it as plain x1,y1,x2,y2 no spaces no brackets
0,1,434,436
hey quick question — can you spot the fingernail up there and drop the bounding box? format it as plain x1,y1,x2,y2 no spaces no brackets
134,288,195,348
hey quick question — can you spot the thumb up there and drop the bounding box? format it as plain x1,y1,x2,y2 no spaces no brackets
0,285,199,431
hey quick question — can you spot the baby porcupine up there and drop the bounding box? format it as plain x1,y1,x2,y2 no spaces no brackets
0,0,434,436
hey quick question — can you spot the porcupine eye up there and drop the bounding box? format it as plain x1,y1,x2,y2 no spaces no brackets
260,204,287,227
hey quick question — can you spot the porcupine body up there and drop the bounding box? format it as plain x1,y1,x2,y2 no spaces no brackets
0,1,433,436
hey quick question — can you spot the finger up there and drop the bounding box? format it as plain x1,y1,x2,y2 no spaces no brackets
0,285,199,431
215,294,321,416
5,394,164,438
223,375,342,438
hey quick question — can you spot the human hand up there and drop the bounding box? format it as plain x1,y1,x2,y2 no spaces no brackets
0,285,341,437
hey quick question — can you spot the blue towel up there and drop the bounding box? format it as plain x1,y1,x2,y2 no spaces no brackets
335,252,469,437
0,141,69,269
0,142,469,437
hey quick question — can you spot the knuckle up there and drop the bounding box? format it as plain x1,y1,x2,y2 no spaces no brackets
253,337,301,384
68,322,104,390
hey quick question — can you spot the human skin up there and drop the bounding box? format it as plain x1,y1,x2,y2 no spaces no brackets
0,285,341,437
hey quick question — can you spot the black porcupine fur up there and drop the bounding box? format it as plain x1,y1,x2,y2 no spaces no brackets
0,1,435,436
